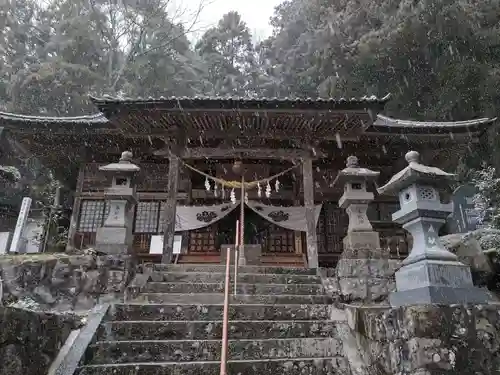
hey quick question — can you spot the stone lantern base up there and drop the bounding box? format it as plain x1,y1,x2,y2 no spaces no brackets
389,258,491,307
336,231,398,303
95,227,132,255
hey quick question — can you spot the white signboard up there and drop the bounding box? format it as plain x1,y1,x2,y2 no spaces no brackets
149,235,182,255
0,232,11,255
9,197,32,253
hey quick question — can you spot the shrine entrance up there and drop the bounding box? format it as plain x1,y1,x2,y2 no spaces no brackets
216,206,297,254
185,206,297,254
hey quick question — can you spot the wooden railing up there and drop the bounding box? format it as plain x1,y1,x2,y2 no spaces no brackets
220,246,231,375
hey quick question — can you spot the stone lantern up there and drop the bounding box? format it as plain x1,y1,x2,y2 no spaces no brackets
333,155,380,232
95,151,140,254
332,156,393,302
377,150,490,306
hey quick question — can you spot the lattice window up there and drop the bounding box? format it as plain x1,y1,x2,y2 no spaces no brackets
266,224,294,253
158,201,167,232
133,233,154,253
418,187,435,201
326,204,347,254
78,200,108,232
134,201,160,233
315,203,348,255
316,206,327,253
189,226,217,252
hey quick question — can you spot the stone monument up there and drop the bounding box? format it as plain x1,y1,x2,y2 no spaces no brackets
377,150,490,306
447,183,481,233
332,156,393,302
95,151,140,254
9,197,32,253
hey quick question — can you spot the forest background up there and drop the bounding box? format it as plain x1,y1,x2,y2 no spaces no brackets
2,0,500,226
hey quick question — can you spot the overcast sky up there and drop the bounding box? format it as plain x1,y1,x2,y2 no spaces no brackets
174,0,283,41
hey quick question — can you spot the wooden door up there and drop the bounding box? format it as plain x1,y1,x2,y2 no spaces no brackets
188,225,218,254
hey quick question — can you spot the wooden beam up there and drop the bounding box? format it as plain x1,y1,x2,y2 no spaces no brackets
156,147,325,160
293,177,303,256
66,167,85,251
79,191,188,200
365,131,482,141
302,158,319,269
183,129,362,142
162,155,180,263
161,128,186,263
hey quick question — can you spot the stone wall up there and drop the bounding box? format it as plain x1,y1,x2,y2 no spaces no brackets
0,253,136,375
0,253,135,312
0,306,82,375
341,304,500,375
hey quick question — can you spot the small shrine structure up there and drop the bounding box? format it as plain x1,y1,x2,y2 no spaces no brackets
0,95,496,267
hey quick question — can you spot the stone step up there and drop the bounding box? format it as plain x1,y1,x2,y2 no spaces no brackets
109,303,332,321
77,357,349,375
86,337,343,364
127,293,334,305
151,271,322,285
141,282,324,295
147,264,317,275
97,320,338,341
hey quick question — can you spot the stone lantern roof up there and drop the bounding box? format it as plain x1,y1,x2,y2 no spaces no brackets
377,150,455,195
332,155,380,187
99,151,140,173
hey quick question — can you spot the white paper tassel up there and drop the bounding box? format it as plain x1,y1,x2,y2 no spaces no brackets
214,183,218,197
204,177,210,191
257,182,262,198
221,188,225,199
230,188,236,204
265,181,271,198
275,179,280,192
244,192,249,204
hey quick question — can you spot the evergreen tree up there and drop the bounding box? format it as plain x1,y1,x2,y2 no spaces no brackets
196,11,257,97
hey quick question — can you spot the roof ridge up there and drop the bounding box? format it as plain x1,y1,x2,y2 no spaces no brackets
0,111,109,124
89,94,392,103
375,114,497,127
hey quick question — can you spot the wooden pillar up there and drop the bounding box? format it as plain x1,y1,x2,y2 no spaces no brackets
66,167,85,252
181,168,192,254
293,179,303,255
302,158,319,268
162,155,180,263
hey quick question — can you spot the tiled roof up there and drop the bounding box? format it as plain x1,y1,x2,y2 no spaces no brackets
0,111,108,124
90,94,392,111
369,114,497,133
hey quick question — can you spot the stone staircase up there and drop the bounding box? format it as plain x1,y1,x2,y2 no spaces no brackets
76,264,350,375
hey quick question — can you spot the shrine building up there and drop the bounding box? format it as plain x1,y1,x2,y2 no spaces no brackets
0,95,496,267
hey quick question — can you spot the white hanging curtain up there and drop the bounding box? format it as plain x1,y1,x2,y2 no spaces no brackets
175,202,240,231
246,200,323,232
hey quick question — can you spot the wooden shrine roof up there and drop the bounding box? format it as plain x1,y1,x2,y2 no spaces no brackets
0,95,495,138
0,95,496,179
89,94,391,111
367,115,497,135
0,111,108,128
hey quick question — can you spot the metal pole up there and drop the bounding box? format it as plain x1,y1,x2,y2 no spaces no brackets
234,220,239,296
220,246,231,375
42,186,61,253
239,175,245,265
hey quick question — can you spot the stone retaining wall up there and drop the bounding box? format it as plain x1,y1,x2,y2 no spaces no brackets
0,253,136,375
0,306,82,375
343,304,500,375
0,253,135,312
